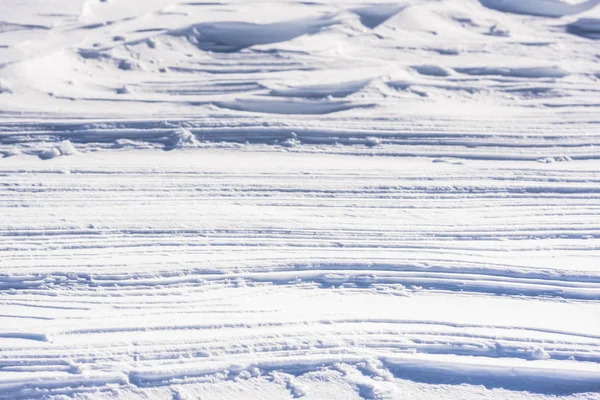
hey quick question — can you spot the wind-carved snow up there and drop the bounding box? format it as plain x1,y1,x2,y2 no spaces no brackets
268,79,371,98
1,0,600,398
2,151,600,399
215,97,370,115
480,0,600,17
350,4,408,29
567,17,600,38
454,66,570,78
171,14,340,52
38,140,78,160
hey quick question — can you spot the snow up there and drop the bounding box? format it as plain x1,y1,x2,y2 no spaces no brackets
0,78,13,94
172,15,341,52
567,17,600,38
480,0,600,18
215,97,368,115
1,0,600,398
269,80,371,99
37,141,78,160
454,66,570,78
412,65,451,77
350,4,407,29
165,127,199,149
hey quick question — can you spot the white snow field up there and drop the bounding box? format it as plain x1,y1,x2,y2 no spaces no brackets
2,0,600,399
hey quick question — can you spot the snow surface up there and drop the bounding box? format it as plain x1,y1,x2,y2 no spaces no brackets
1,0,600,399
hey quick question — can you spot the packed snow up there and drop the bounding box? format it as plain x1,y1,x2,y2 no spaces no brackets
1,0,600,399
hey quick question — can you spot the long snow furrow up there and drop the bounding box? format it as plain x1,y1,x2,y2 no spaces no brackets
0,150,599,397
2,267,600,300
2,119,599,161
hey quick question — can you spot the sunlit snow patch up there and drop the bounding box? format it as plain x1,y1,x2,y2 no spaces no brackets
376,5,478,38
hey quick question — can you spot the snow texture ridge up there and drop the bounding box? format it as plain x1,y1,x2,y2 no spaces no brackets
1,0,600,399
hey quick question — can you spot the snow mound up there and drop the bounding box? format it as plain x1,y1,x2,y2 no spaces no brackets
38,140,78,160
165,127,199,150
269,79,370,98
170,14,340,52
487,24,510,37
365,137,381,147
455,66,569,78
350,4,407,29
378,5,477,38
480,0,600,18
531,346,551,360
281,137,301,148
567,18,600,39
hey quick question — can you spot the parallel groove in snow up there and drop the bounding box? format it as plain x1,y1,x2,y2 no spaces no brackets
1,152,599,397
2,0,600,397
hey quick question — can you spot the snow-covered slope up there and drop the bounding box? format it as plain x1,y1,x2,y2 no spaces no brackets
1,0,600,399
2,0,600,159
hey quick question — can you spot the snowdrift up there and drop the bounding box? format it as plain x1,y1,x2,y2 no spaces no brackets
480,0,600,18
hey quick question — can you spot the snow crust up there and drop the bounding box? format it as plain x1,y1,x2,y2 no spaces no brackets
1,0,600,398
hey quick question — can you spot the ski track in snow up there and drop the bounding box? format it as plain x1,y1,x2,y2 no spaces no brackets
1,0,600,399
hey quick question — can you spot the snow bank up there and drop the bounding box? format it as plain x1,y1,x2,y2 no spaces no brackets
567,18,600,39
480,0,600,18
171,14,339,52
385,354,600,394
